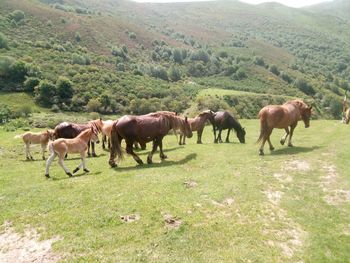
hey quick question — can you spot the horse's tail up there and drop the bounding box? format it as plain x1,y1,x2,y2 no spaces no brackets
257,110,268,143
14,134,23,139
109,123,123,165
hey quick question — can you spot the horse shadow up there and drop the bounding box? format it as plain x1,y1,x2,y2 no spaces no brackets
50,171,102,181
270,145,323,156
135,146,184,156
112,153,197,172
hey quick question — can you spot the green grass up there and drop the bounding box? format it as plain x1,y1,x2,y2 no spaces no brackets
1,120,349,262
0,92,49,113
198,88,295,99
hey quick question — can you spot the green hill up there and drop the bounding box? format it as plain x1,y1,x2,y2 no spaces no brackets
0,0,349,120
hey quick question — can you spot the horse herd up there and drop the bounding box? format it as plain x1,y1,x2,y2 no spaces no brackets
14,99,312,178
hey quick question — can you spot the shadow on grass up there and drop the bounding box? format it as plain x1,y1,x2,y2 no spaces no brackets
50,171,102,181
112,153,197,172
270,145,323,155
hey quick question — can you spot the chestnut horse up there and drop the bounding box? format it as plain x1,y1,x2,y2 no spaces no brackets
257,99,312,155
109,113,193,167
53,119,103,157
212,111,246,144
179,110,215,145
45,127,99,178
15,130,54,160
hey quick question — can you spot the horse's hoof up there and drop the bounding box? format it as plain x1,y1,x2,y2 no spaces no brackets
288,144,294,147
225,141,229,143
67,172,73,177
270,147,275,151
280,140,285,145
83,168,90,173
197,141,202,144
160,155,168,160
259,150,264,156
73,167,79,174
214,140,218,144
109,161,116,168
147,159,153,164
26,157,30,161
92,153,97,157
45,174,50,178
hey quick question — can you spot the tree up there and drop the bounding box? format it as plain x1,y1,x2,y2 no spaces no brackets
57,76,74,101
168,66,181,82
0,33,9,49
86,98,101,112
9,10,25,22
293,78,315,95
35,80,56,107
24,77,40,92
173,49,183,64
99,94,111,111
269,64,280,76
9,60,28,82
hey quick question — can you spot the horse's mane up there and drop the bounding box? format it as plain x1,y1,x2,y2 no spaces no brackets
285,99,308,109
89,119,103,133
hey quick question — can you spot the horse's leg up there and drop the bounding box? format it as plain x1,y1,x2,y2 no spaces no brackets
126,141,143,165
259,129,272,155
58,153,73,177
147,139,159,164
213,126,217,143
91,141,97,157
73,152,89,174
288,124,297,147
280,128,290,146
27,142,34,160
197,129,203,144
87,140,91,157
45,151,56,178
218,129,223,143
25,142,30,160
41,143,46,160
267,130,274,151
225,129,231,143
108,137,111,150
102,134,106,150
179,134,183,145
159,138,167,160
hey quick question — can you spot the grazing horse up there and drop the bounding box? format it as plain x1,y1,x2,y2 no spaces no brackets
109,113,193,167
45,127,100,178
179,110,215,145
15,130,54,160
212,111,246,144
257,99,312,155
53,119,103,157
344,108,350,124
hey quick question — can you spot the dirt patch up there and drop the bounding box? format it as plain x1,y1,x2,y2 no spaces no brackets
0,222,61,263
163,214,182,229
211,197,235,207
320,163,350,205
120,214,140,223
283,160,311,172
184,180,198,188
273,173,293,183
264,190,284,206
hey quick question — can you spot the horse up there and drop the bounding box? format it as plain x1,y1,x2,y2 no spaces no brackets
211,111,246,144
15,130,55,160
45,127,100,178
257,99,312,155
344,108,350,124
108,113,193,167
53,118,103,157
179,110,215,145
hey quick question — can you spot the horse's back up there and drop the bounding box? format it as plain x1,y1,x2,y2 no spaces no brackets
259,104,297,128
54,122,84,139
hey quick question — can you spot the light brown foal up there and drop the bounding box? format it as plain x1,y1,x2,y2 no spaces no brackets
179,110,214,145
257,99,312,155
344,108,350,124
15,130,54,160
45,127,99,178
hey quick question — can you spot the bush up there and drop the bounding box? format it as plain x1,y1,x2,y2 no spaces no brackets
112,46,127,59
293,78,315,95
15,105,32,117
190,49,209,63
173,49,183,64
116,62,125,71
9,10,25,22
35,80,56,107
24,77,40,92
9,60,28,82
253,56,265,66
0,32,8,49
86,98,101,112
150,66,168,81
129,32,136,39
280,71,293,83
232,68,247,80
0,104,12,123
269,64,280,76
168,66,181,82
71,53,87,65
75,31,81,42
56,76,73,101
0,56,15,78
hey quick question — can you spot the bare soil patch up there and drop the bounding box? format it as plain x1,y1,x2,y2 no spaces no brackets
184,180,198,188
163,214,182,229
283,160,311,172
0,222,61,263
120,214,140,223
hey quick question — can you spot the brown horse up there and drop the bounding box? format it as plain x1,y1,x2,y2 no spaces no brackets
45,127,99,178
109,113,192,167
15,130,54,160
179,110,215,145
53,119,103,157
212,111,246,144
344,108,350,124
257,99,312,155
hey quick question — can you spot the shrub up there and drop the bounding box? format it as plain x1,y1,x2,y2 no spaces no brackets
9,10,25,22
53,44,66,52
190,49,209,63
9,60,28,82
35,80,57,107
269,64,280,76
0,56,15,78
232,68,247,80
150,66,168,81
253,56,265,66
56,76,73,101
16,105,32,117
168,66,181,82
218,50,228,58
173,48,183,64
111,46,127,59
0,104,12,123
280,71,293,83
129,32,136,39
71,53,86,65
116,62,125,71
24,77,40,92
75,31,81,42
293,78,315,95
0,32,8,49
86,98,101,112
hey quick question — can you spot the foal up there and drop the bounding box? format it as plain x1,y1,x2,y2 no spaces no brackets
45,127,99,178
15,130,54,160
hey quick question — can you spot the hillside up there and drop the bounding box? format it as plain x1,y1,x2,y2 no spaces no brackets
0,0,349,120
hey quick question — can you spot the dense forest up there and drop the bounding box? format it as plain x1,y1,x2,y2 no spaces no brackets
1,0,350,122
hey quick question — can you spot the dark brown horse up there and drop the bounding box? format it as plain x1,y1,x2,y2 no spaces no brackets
257,99,312,155
179,110,215,145
212,111,246,144
53,119,103,157
109,113,192,167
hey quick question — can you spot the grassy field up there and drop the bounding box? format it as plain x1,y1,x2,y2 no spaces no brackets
1,120,350,262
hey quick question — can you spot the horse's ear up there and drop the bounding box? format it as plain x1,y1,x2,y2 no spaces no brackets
91,127,94,132
100,117,102,121
175,112,178,116
309,106,312,110
185,116,188,122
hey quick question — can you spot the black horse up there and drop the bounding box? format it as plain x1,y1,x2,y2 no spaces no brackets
211,111,246,143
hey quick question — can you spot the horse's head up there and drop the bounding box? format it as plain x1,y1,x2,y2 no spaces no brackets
237,127,246,144
301,105,312,128
90,127,100,143
47,129,55,141
183,117,193,138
